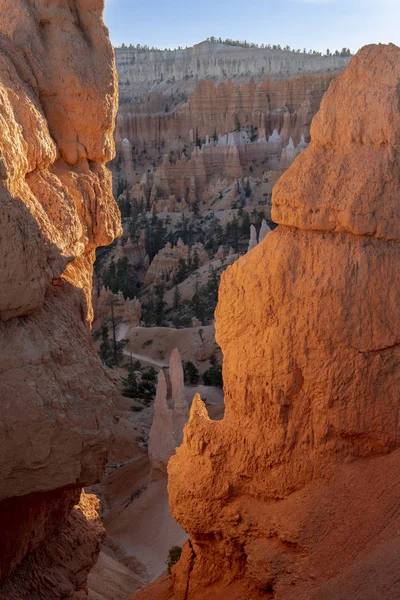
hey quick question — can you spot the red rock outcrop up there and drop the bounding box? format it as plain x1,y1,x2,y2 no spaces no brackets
0,1,121,596
168,44,400,600
93,285,142,325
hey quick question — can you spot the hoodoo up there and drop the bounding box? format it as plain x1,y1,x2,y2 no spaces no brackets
168,43,400,600
0,1,121,597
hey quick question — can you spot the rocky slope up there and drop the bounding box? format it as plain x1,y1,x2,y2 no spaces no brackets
0,1,121,597
167,43,400,600
99,41,350,340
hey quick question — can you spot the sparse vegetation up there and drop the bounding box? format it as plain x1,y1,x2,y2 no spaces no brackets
166,546,182,575
103,256,138,299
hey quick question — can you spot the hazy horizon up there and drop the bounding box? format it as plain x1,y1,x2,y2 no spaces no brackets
104,0,399,54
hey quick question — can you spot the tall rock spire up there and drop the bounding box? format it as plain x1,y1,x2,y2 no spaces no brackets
148,370,176,475
170,348,190,446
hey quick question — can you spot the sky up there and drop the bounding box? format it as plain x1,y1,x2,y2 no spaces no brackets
104,0,400,53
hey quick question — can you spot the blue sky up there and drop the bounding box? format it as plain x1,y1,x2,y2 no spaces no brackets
104,0,399,53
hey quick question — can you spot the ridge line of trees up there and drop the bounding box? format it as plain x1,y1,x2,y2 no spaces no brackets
115,40,353,57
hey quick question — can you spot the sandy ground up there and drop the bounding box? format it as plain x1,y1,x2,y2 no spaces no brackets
105,478,187,583
89,550,144,600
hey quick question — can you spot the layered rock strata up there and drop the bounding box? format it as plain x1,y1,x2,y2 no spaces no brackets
116,41,350,107
0,1,121,596
116,73,338,152
168,44,400,600
115,72,342,207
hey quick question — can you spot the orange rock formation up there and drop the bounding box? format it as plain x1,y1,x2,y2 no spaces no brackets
168,44,400,600
0,1,121,596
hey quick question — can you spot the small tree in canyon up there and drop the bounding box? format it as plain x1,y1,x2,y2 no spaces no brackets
173,286,182,310
103,296,128,367
183,361,200,385
154,283,167,326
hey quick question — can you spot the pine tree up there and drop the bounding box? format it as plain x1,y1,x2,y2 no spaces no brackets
192,249,200,270
195,127,201,148
105,296,127,367
154,283,166,326
173,286,182,310
183,361,200,385
99,323,112,365
174,258,188,284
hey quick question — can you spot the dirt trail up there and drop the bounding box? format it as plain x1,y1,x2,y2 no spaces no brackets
118,323,169,368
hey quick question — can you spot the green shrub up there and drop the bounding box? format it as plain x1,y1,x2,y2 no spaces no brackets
166,545,182,575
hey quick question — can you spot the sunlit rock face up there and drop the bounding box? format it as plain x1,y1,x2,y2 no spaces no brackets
168,44,400,600
0,1,121,596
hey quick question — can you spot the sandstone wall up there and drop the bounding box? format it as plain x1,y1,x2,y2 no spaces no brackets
168,44,400,600
0,1,121,597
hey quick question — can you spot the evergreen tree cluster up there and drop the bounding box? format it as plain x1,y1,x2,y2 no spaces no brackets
172,265,225,327
202,355,223,387
116,40,354,57
103,257,138,300
183,361,200,385
122,361,157,401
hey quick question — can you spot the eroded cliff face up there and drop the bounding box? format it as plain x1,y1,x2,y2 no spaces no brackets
116,41,350,107
0,1,121,597
116,73,337,150
168,44,400,600
115,72,340,210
